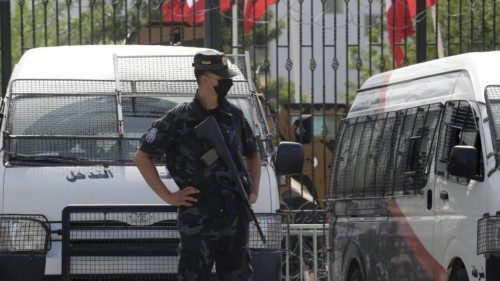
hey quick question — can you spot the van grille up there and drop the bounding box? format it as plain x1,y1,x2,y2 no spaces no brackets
62,206,180,281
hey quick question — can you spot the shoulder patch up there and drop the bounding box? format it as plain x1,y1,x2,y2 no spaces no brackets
145,128,158,143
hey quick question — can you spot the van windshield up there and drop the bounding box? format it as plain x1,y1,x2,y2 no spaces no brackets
3,95,255,166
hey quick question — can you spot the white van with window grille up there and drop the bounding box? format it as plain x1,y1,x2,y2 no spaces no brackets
329,52,500,281
0,45,302,280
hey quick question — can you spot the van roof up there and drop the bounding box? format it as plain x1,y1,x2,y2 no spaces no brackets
360,51,500,93
348,51,500,118
11,45,219,81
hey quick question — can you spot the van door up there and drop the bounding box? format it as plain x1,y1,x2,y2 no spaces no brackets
433,101,488,280
384,104,442,281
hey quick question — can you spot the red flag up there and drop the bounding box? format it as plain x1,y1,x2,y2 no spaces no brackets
243,0,275,35
162,0,192,24
162,0,233,26
186,0,205,25
386,0,435,67
218,0,232,12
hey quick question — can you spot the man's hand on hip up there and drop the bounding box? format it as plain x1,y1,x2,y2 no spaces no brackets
164,186,199,207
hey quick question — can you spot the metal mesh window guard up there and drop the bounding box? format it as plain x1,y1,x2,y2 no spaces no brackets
5,52,269,166
122,97,179,119
330,103,442,198
485,86,500,167
116,55,249,96
369,111,399,195
115,54,271,164
120,80,198,95
477,215,500,255
435,101,482,184
0,214,51,253
4,137,140,165
9,80,116,95
392,104,443,193
119,80,251,98
116,55,248,82
3,87,129,164
329,120,346,199
250,94,275,161
7,94,119,136
4,95,263,165
122,96,186,142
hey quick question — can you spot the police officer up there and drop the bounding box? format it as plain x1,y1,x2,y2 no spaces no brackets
133,49,261,281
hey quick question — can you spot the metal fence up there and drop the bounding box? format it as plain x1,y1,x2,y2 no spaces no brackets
1,0,500,210
281,210,327,281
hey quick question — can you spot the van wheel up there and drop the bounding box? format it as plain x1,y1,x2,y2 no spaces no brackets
347,264,364,281
449,265,469,281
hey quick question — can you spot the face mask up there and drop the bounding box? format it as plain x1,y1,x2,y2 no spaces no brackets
213,79,233,99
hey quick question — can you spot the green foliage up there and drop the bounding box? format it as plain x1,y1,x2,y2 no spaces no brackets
9,0,155,63
436,0,500,55
348,1,500,99
263,75,295,110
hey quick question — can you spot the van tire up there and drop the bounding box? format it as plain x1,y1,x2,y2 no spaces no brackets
449,265,469,281
347,263,364,281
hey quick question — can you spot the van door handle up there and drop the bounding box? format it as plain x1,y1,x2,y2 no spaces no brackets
440,191,449,200
427,190,432,210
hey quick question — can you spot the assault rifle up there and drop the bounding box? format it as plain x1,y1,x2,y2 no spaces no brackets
194,115,266,244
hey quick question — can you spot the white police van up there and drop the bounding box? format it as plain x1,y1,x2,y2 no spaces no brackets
0,45,302,280
328,51,500,281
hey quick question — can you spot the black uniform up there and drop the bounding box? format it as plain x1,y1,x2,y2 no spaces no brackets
139,91,258,280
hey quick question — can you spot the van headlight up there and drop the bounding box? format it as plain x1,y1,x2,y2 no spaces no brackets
478,215,500,254
0,215,51,253
249,213,284,250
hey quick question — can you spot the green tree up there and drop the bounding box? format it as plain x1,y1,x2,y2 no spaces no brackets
264,75,296,110
10,0,141,63
348,1,500,100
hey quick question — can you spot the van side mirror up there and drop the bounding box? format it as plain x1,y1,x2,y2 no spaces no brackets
293,117,312,144
448,145,478,178
275,141,303,176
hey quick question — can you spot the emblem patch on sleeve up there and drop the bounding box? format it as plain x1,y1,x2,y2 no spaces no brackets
145,128,158,143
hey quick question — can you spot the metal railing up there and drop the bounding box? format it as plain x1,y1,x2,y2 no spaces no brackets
285,223,330,281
